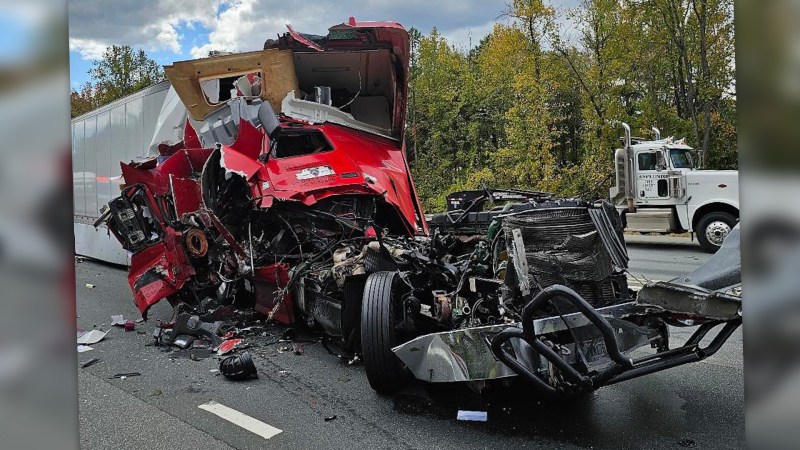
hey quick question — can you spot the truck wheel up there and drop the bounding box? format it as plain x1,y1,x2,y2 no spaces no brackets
361,271,410,394
697,212,736,253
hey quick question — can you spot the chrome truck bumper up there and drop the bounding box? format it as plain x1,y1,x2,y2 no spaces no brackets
393,284,741,398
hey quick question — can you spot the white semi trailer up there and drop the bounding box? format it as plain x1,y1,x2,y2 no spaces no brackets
72,80,174,264
610,123,739,252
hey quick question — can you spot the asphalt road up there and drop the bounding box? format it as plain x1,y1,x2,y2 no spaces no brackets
75,237,743,449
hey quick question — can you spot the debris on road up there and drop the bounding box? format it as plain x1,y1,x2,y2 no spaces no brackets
77,330,107,345
111,315,125,326
324,415,337,422
172,314,224,347
84,283,95,289
172,335,194,349
77,345,94,353
216,338,244,356
80,358,100,368
124,320,136,332
456,410,488,422
220,351,258,381
111,372,141,379
293,343,304,355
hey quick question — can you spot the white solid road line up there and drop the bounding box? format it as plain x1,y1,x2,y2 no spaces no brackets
198,401,283,440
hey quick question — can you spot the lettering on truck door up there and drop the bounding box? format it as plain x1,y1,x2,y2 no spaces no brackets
636,151,669,200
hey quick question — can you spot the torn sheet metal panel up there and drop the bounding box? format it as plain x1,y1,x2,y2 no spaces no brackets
120,149,209,196
169,176,202,218
393,324,535,382
164,49,299,120
674,225,741,290
636,282,742,321
637,225,742,321
253,264,293,324
393,302,644,383
128,228,196,317
281,91,394,139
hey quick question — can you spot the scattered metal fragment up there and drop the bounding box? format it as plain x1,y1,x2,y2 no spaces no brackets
172,314,223,346
80,358,100,368
192,339,212,349
111,315,125,326
217,338,244,356
111,372,141,379
219,351,258,381
77,330,107,345
77,345,94,353
152,327,164,345
324,415,337,422
456,410,488,422
85,283,95,289
172,335,195,349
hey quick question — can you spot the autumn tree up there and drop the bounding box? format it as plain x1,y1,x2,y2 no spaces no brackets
70,45,164,117
406,0,736,208
90,45,164,106
70,81,95,117
407,29,486,210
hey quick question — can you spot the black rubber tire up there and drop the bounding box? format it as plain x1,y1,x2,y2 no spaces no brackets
696,211,737,253
361,271,410,394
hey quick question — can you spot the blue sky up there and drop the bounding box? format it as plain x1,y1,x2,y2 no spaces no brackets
67,0,519,89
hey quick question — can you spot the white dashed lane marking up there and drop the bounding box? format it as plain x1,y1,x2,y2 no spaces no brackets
198,401,283,440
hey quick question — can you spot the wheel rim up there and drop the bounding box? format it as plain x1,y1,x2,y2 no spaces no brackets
705,220,732,247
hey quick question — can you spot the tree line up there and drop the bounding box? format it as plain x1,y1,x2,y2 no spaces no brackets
406,0,736,212
70,45,164,118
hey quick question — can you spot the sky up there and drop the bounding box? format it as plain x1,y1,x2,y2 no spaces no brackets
67,0,519,89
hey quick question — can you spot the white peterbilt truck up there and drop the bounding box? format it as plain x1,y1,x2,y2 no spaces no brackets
610,123,739,252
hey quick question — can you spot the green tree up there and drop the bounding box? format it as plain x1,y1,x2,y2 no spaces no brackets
70,45,164,117
70,81,95,118
90,45,164,106
407,29,479,211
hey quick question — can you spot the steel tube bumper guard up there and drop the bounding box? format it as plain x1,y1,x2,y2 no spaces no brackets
490,284,741,398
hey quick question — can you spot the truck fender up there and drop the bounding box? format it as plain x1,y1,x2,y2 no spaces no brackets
689,200,740,231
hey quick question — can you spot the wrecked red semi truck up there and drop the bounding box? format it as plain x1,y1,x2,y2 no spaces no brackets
98,18,741,396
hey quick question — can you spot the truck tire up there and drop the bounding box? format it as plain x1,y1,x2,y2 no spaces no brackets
361,271,410,394
697,211,737,253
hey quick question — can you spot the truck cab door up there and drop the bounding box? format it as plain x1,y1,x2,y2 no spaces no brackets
635,150,670,201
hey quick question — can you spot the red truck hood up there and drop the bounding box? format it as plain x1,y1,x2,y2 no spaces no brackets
222,120,424,235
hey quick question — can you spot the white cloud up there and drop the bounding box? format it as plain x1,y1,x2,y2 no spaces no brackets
69,37,107,60
68,0,224,58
